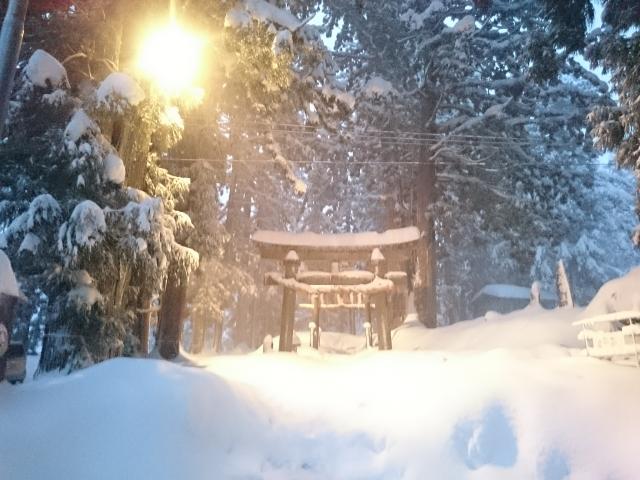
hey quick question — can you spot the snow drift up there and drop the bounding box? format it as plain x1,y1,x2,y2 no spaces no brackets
582,266,640,317
2,305,640,479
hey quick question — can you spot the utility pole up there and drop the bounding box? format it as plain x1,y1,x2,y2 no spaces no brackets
0,0,29,137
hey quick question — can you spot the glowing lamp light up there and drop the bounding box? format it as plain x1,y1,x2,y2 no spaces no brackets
137,22,205,98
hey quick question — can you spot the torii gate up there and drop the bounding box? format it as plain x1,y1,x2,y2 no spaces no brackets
251,227,420,351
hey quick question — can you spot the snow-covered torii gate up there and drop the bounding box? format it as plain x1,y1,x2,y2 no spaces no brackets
251,227,420,352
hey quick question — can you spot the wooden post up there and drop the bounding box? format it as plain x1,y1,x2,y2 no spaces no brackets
365,296,373,348
376,293,393,350
311,294,321,349
371,249,393,350
279,250,299,352
349,308,356,335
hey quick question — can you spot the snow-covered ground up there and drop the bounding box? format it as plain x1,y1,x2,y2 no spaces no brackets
2,302,639,480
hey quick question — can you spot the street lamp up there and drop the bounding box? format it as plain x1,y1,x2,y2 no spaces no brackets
137,21,205,100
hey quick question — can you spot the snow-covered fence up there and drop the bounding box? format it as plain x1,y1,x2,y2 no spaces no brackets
573,311,640,367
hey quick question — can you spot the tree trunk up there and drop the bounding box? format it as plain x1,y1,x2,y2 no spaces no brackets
414,158,438,328
556,260,574,308
212,314,223,353
0,0,29,137
190,311,205,354
157,268,187,359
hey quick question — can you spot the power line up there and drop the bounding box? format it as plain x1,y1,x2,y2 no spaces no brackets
161,157,618,169
183,121,593,149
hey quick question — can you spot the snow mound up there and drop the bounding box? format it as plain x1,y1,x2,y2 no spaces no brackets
0,249,20,298
268,330,367,355
103,152,126,184
3,309,640,479
582,266,640,318
97,73,145,107
25,50,67,88
394,306,582,352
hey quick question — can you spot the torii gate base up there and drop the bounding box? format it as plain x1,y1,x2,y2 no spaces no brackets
252,227,420,352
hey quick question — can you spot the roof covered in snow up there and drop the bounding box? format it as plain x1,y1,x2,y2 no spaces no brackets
252,227,420,261
253,227,420,248
471,284,556,303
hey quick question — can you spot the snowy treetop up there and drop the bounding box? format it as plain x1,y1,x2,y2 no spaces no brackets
24,50,68,89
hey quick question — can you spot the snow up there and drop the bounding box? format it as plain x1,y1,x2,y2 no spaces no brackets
363,76,394,97
394,307,582,352
3,305,640,479
18,232,41,253
27,193,61,228
24,50,67,89
0,249,20,298
473,283,556,302
97,73,145,107
103,152,126,184
64,110,98,143
60,200,106,250
370,247,385,262
400,1,445,30
285,249,300,262
42,88,67,105
253,226,420,248
582,266,640,317
272,29,293,54
67,285,102,309
224,8,251,28
451,15,476,33
159,105,184,130
573,310,640,327
243,0,302,31
321,84,356,110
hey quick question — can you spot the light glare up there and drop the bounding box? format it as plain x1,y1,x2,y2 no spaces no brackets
138,22,205,98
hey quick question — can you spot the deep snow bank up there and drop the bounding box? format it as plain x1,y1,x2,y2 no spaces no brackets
393,306,583,352
3,331,640,479
582,266,640,317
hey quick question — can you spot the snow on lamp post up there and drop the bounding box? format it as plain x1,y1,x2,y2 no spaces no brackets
136,20,206,102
